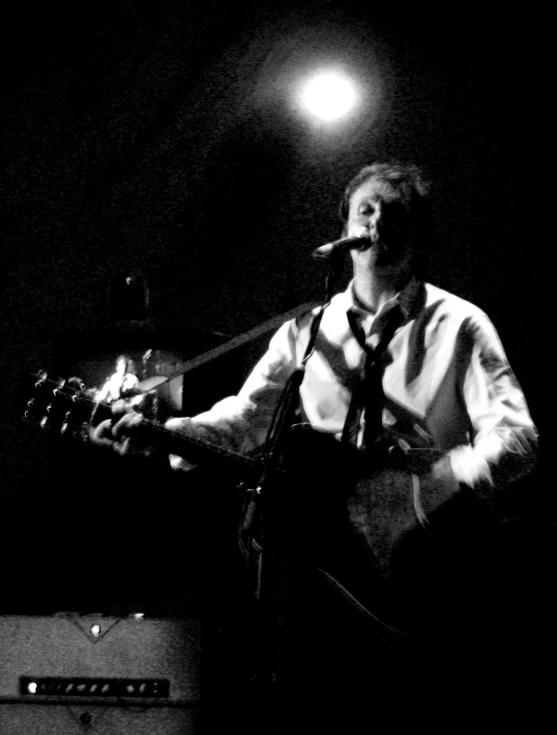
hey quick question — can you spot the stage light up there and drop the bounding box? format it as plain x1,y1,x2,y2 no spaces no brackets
298,70,358,122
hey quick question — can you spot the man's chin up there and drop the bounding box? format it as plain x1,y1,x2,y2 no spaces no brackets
374,244,400,266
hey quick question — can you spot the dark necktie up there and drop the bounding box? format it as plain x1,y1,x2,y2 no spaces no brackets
342,303,404,450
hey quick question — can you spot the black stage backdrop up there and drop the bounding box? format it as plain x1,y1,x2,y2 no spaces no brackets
0,0,549,640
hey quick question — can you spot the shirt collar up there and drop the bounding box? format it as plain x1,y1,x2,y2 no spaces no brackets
347,276,425,322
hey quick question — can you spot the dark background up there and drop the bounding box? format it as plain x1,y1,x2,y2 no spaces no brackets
0,0,549,639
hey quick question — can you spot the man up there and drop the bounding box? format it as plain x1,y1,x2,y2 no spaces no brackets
95,355,140,404
93,162,538,730
138,162,536,498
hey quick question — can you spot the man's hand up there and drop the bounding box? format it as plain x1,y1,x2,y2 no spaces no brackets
89,412,198,470
89,411,146,456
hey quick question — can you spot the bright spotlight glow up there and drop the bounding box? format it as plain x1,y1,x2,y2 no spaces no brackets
299,70,358,122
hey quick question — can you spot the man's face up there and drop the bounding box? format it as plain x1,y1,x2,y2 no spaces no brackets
346,177,416,272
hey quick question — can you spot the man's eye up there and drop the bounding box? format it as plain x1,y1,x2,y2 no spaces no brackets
358,204,373,215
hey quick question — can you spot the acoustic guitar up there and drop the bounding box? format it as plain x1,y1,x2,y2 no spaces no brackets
22,370,490,638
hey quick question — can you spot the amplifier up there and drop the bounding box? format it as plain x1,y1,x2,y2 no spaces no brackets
0,613,201,734
0,703,198,734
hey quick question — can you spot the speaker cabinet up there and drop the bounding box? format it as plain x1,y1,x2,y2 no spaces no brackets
0,704,198,734
0,613,201,734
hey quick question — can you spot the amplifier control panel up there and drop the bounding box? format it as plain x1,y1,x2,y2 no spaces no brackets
20,677,170,699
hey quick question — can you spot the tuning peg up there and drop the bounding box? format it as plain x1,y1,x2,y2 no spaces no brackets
34,371,47,389
60,408,74,435
38,401,54,430
52,378,66,396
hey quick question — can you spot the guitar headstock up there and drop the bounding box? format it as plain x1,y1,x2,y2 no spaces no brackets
22,371,101,442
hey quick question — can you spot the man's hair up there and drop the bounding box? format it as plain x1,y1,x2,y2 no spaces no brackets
339,162,433,276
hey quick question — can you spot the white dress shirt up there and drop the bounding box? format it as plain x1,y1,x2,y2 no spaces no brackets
168,279,538,500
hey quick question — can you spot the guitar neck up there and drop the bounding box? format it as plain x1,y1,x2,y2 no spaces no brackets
24,371,263,481
134,418,263,479
24,371,441,487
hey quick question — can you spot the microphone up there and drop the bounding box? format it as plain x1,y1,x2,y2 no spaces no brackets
313,227,371,259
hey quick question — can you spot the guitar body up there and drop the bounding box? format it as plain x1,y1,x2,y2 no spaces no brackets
254,426,493,636
348,461,427,581
23,371,493,636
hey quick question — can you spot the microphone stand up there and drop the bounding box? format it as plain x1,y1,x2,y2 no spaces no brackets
247,250,346,732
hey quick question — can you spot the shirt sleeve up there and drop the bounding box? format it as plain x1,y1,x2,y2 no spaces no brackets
447,312,538,497
165,318,300,466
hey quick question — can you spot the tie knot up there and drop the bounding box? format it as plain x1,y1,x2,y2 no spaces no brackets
348,303,403,353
